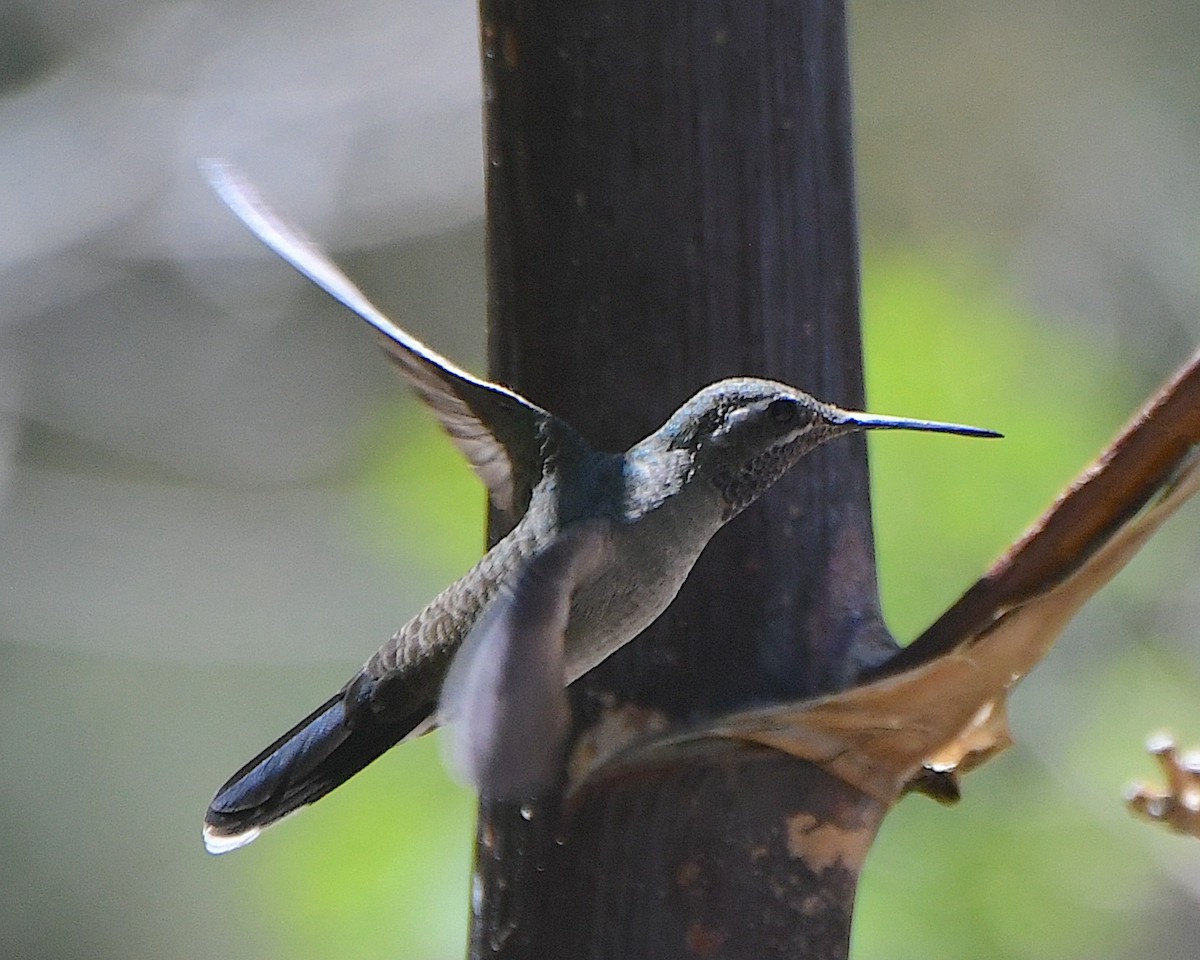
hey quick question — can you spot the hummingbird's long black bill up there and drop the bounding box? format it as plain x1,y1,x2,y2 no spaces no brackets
839,411,1002,439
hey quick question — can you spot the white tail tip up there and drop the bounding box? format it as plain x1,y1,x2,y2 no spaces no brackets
203,823,261,855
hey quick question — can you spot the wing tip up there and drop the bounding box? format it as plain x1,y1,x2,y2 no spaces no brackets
197,157,246,210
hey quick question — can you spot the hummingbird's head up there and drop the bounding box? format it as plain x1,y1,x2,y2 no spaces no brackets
661,379,839,518
659,377,998,519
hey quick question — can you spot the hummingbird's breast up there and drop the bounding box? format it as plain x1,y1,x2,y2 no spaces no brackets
561,489,721,680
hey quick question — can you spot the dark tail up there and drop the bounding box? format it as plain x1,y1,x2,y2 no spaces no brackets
203,683,430,853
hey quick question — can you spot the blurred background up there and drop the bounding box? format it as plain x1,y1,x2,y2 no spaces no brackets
1,1,1198,958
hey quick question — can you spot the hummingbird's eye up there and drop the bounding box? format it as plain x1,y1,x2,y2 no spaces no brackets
766,398,797,425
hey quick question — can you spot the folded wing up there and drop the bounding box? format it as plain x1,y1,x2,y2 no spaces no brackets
439,525,608,798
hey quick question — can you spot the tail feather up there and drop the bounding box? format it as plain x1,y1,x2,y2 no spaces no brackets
203,686,430,853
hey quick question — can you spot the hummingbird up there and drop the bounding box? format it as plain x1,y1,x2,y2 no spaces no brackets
200,162,1000,854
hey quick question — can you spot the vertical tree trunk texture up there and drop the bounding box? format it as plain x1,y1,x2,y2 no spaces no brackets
474,2,890,957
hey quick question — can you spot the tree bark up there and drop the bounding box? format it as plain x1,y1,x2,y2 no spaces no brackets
473,1,890,956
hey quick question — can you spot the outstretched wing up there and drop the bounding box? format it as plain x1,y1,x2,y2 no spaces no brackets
204,159,549,518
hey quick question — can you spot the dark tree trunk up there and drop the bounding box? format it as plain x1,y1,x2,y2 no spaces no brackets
474,1,891,957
